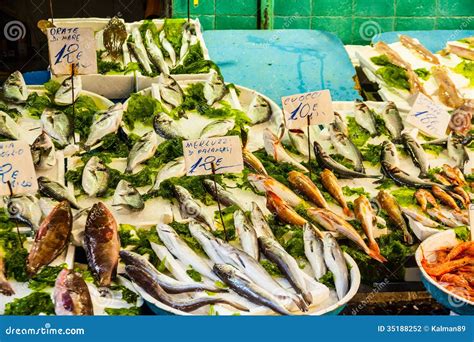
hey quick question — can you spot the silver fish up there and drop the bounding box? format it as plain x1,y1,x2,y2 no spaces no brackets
156,223,218,281
0,110,22,140
120,250,225,293
402,132,429,178
322,233,349,300
199,119,235,138
150,157,185,191
333,112,348,137
381,102,404,142
203,179,242,208
381,161,449,190
144,29,169,75
54,76,81,106
249,202,275,238
159,30,177,67
247,94,272,124
82,156,109,197
188,221,226,264
179,23,198,63
126,131,159,173
41,108,72,147
447,134,469,172
85,103,123,148
153,111,184,139
381,140,400,166
174,185,216,231
31,132,56,170
112,180,144,211
3,71,27,103
303,223,326,280
203,69,227,106
259,236,312,304
6,194,42,230
354,100,377,136
38,176,80,209
129,28,153,74
314,142,379,179
213,263,291,315
329,123,365,173
426,208,458,227
264,128,308,172
401,207,440,228
234,209,259,260
158,73,184,109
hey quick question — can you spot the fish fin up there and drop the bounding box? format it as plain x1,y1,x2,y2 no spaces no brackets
343,206,353,217
368,248,387,263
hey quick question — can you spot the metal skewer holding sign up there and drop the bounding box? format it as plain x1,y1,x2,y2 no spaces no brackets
182,136,244,241
281,89,335,177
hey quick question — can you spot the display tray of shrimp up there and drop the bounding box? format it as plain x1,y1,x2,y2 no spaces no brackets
0,69,472,316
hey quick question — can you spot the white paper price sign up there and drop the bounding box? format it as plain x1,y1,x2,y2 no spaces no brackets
47,27,98,75
406,93,451,138
183,136,244,176
0,141,38,196
281,89,335,129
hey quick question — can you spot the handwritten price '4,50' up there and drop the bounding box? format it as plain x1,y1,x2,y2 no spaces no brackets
54,43,82,65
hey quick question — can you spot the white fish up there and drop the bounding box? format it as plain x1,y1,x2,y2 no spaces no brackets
150,242,194,282
129,28,153,74
0,110,22,140
54,76,81,105
322,233,349,300
85,103,123,148
234,209,259,260
199,119,235,138
159,30,177,67
82,156,109,197
263,128,308,172
3,71,28,103
144,29,169,75
41,108,72,147
203,69,227,106
150,157,185,192
249,202,275,238
303,224,326,280
126,131,159,173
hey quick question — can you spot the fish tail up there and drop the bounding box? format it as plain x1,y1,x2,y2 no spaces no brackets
403,229,414,245
343,206,353,217
0,281,14,296
368,248,387,263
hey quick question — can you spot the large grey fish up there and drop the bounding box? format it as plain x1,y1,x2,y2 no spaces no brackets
54,269,93,315
38,176,80,209
3,71,27,103
84,103,123,148
247,94,272,124
380,102,404,142
6,194,42,231
31,132,56,170
203,69,227,106
189,223,306,311
153,111,185,139
54,76,81,106
303,223,326,280
381,140,400,166
402,132,430,178
112,180,144,211
213,263,291,315
27,201,72,275
203,179,242,208
0,110,22,140
126,130,159,173
381,161,449,191
322,233,349,300
329,123,365,173
159,73,183,109
354,100,377,136
377,190,414,245
249,202,275,238
447,133,469,172
159,30,177,67
84,202,120,287
150,157,186,191
82,156,109,197
144,29,169,75
314,142,379,179
259,236,312,304
120,250,226,294
199,119,235,139
156,223,217,281
234,209,259,260
41,108,72,147
174,185,216,231
125,265,248,312
128,28,153,74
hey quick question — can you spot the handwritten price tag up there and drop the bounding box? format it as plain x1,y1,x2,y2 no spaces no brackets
0,141,38,196
183,136,244,176
47,27,98,75
406,93,451,138
281,89,335,129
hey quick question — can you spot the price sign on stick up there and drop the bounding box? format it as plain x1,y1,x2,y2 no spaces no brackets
183,136,244,176
0,141,38,196
281,89,335,130
47,27,97,75
406,93,451,138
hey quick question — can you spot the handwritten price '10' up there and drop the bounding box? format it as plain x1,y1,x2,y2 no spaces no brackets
54,43,82,65
288,101,326,121
189,155,223,174
413,110,438,132
0,162,34,189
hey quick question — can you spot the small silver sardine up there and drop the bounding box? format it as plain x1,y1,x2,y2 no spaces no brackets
249,202,275,238
174,185,216,231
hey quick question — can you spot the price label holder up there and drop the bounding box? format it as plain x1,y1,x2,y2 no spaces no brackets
47,27,98,75
183,136,244,240
406,93,451,138
0,140,38,196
